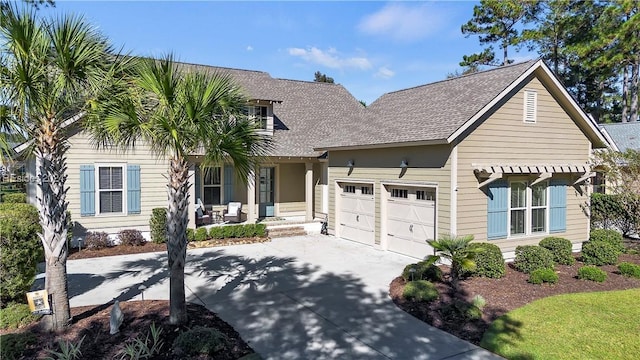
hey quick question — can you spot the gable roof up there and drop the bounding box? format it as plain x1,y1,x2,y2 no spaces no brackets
600,122,640,152
315,59,607,150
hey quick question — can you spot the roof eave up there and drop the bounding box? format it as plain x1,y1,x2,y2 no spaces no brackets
314,138,448,152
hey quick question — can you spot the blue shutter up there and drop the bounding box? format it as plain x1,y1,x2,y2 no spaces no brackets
549,179,567,233
194,165,201,203
224,165,234,204
127,165,141,214
487,180,508,240
80,165,95,216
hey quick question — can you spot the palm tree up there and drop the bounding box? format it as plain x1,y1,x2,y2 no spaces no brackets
1,5,128,330
427,234,481,291
86,55,272,325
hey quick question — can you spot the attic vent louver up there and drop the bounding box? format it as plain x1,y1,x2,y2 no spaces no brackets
523,90,537,123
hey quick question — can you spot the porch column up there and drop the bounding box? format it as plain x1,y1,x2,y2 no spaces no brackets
305,162,313,221
188,164,196,229
247,168,256,223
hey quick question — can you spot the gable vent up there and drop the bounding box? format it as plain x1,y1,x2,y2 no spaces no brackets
523,90,537,123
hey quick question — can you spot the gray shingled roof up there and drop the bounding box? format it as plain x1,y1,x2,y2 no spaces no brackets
601,122,640,152
179,61,365,157
316,60,537,149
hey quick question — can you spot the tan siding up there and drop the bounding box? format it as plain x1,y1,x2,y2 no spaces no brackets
276,163,305,215
313,163,324,216
66,131,168,234
456,76,591,250
328,145,452,245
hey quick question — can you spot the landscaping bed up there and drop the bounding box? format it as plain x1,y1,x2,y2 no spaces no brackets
390,252,640,345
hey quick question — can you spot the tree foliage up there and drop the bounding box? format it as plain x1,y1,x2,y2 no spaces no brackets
313,71,334,83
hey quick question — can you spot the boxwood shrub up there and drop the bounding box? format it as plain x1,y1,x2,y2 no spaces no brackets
401,261,443,282
172,326,228,356
581,241,619,266
402,280,439,302
577,266,607,282
2,193,26,203
194,227,208,242
0,303,41,330
149,208,167,244
208,226,224,240
528,268,558,284
618,262,640,279
118,229,146,246
186,228,195,242
514,245,555,274
460,243,505,279
589,229,624,254
539,236,575,265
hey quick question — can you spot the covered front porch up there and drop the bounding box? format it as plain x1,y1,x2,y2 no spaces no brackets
187,157,329,229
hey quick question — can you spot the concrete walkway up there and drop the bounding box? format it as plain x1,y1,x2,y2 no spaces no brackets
63,235,502,360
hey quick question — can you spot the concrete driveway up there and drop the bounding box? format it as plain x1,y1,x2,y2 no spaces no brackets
65,235,502,360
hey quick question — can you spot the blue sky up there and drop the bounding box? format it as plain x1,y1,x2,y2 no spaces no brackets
41,1,535,105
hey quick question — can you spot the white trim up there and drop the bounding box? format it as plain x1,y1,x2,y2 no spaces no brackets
599,127,619,152
507,179,549,238
314,139,448,152
94,162,127,217
523,89,537,123
450,145,457,236
379,180,439,187
335,178,377,185
478,172,503,188
531,172,552,186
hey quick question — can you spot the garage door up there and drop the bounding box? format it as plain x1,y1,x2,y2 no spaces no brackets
386,186,436,258
338,182,375,245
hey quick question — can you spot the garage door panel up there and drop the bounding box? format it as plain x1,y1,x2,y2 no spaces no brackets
386,186,437,259
338,183,375,246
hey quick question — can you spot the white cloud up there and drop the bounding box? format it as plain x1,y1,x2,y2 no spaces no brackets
358,3,446,42
287,47,372,70
246,45,253,51
374,66,395,79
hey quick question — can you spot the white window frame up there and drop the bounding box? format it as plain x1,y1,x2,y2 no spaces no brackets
202,166,222,206
95,163,127,216
245,105,271,132
523,90,537,123
507,179,549,238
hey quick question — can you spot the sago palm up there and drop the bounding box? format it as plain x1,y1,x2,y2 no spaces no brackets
427,234,481,291
86,55,272,325
1,5,129,330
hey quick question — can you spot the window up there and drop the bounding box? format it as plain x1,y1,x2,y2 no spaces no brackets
523,90,537,123
343,185,356,193
509,181,548,236
246,105,268,130
416,190,435,201
391,188,408,198
361,186,373,195
98,166,123,213
203,167,221,205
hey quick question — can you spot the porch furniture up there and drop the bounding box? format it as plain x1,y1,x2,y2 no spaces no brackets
211,210,221,224
224,202,242,223
195,198,212,226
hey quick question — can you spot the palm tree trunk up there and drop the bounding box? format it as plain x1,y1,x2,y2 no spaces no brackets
166,156,190,325
36,121,71,331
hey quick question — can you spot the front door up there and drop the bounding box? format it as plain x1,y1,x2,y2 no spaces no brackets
259,167,275,218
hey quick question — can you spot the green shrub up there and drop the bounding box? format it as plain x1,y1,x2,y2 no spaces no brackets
460,243,506,279
84,232,111,250
0,203,42,305
581,241,619,266
254,223,267,237
186,228,196,242
243,224,257,237
0,303,41,330
539,237,575,265
402,280,439,302
149,208,167,244
0,333,37,360
118,229,146,246
194,227,208,242
589,229,624,254
172,326,228,356
618,262,640,279
440,300,483,321
401,261,443,282
528,268,558,284
222,225,237,238
208,226,224,239
577,266,607,282
514,245,555,274
2,193,26,203
590,193,639,236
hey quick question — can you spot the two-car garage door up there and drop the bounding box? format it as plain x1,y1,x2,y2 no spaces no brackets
386,186,436,258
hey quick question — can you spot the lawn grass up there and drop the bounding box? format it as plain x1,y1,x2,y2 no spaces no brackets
480,289,640,360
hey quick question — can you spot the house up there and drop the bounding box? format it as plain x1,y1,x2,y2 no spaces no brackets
24,59,609,260
315,60,608,260
593,122,640,194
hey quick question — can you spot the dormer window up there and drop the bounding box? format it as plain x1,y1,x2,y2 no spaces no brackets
246,105,269,131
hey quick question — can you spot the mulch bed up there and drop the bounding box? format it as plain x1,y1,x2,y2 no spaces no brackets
390,250,640,345
2,301,254,359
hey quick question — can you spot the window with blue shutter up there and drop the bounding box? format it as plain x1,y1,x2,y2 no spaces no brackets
127,165,141,214
80,165,95,216
549,179,567,233
487,180,508,240
224,165,234,204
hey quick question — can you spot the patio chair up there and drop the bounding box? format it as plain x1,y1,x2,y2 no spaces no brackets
224,202,242,223
195,198,212,226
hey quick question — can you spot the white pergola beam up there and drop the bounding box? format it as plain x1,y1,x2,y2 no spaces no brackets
531,172,553,186
574,171,596,185
477,172,503,188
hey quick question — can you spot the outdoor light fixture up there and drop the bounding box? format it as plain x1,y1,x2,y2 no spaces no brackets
347,159,354,168
400,159,409,169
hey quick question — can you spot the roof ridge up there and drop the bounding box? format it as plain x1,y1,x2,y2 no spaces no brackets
175,59,271,76
381,59,537,97
274,77,338,86
601,122,640,126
